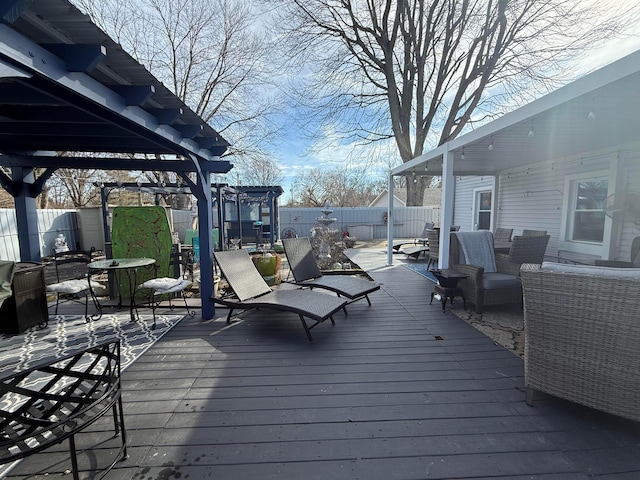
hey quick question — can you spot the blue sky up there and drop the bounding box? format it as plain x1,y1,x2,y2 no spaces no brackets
271,24,640,204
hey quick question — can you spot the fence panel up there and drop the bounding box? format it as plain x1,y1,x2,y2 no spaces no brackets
279,206,440,240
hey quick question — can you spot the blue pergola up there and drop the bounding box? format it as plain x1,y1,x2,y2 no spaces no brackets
0,0,232,319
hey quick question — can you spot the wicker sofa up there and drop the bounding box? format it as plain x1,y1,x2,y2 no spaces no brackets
520,262,640,422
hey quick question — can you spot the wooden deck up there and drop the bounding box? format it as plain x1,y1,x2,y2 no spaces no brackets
5,248,640,479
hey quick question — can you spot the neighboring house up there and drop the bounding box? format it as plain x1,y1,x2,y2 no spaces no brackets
389,49,640,267
369,188,442,208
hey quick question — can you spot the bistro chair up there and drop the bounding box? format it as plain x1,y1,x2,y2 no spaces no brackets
46,250,103,321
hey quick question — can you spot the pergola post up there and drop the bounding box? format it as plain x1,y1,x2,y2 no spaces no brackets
12,166,40,261
194,171,215,320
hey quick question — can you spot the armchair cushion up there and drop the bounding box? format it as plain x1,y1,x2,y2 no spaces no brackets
482,272,522,290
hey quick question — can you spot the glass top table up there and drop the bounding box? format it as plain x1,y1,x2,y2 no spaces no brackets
88,258,156,321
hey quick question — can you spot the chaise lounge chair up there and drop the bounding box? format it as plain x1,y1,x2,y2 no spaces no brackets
213,249,347,342
392,222,435,251
282,237,380,306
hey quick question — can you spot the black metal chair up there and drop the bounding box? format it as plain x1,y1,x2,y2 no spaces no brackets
46,250,102,321
138,250,195,329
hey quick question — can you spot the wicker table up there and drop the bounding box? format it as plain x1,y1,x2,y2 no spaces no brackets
0,262,49,333
429,269,467,311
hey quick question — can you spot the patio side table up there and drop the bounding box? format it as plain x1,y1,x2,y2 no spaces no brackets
429,269,467,312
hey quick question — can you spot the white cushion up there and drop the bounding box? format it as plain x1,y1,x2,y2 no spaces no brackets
140,277,190,292
541,261,640,279
47,279,102,295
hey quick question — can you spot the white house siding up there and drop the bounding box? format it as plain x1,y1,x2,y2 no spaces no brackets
453,143,640,263
453,176,493,231
617,148,640,261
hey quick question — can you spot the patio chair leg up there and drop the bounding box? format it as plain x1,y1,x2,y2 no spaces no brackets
299,314,313,342
525,387,536,406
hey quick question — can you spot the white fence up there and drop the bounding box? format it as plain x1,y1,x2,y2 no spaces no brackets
279,207,440,241
0,206,440,261
0,209,79,261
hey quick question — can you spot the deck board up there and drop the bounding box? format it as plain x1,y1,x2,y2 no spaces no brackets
4,248,640,479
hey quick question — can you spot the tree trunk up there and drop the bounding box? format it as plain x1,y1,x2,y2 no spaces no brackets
406,177,430,206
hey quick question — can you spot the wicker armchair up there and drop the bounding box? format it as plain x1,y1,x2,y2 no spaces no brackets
522,229,547,236
494,235,550,276
494,228,513,243
520,263,640,422
450,231,522,313
426,230,439,269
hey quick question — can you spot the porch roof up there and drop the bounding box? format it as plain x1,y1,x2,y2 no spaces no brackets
391,49,640,177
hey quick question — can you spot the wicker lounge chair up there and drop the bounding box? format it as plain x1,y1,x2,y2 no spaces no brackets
213,249,347,342
282,237,380,306
521,262,640,422
399,244,430,260
392,222,435,251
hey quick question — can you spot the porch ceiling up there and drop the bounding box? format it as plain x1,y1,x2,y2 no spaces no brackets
0,0,230,172
393,50,640,177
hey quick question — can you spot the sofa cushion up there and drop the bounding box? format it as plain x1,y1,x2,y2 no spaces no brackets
481,272,522,290
541,262,640,279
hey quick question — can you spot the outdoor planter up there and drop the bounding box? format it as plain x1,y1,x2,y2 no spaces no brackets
251,252,282,286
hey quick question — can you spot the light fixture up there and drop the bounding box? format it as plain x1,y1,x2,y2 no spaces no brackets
588,110,596,120
488,137,494,151
461,148,465,160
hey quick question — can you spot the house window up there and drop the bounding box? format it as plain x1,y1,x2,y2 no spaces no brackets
473,189,492,230
569,177,607,243
560,168,613,257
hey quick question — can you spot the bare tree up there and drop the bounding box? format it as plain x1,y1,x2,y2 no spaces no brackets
226,156,284,187
73,0,282,164
49,167,135,208
271,0,640,205
291,166,385,207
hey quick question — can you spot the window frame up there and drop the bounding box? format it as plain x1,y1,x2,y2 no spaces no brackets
559,164,617,257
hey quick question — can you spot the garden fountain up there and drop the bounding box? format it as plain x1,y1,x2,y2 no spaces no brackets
310,203,347,270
